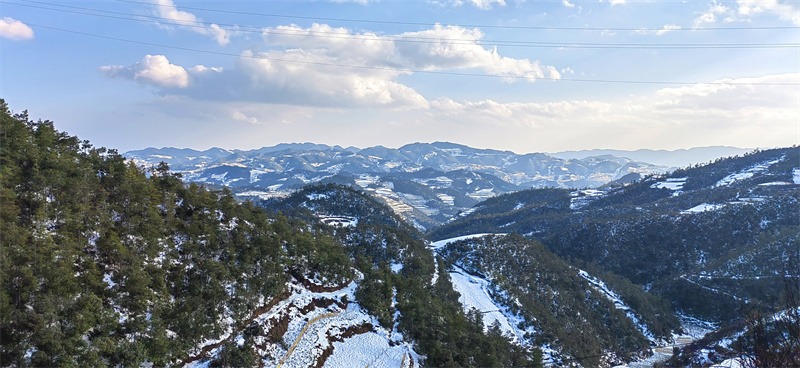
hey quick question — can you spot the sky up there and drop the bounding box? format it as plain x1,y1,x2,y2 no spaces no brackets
1,0,799,154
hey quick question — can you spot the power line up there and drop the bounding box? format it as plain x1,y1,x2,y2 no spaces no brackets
113,0,800,32
8,1,800,50
23,22,800,86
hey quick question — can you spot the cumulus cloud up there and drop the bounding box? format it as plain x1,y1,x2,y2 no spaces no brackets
151,0,232,45
232,49,428,107
100,54,191,88
0,17,34,40
102,23,558,108
263,23,560,81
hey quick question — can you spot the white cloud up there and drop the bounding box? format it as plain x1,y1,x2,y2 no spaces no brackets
737,0,800,25
423,73,799,150
0,17,34,40
562,0,576,8
430,0,506,9
601,0,626,5
263,23,560,81
101,54,190,88
151,0,232,45
233,49,428,107
636,24,682,36
695,0,800,27
231,111,259,124
121,73,798,152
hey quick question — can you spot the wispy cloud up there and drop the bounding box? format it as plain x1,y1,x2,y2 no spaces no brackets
0,17,34,40
737,0,800,25
426,73,800,150
636,24,682,36
695,0,800,27
150,0,233,45
430,0,506,9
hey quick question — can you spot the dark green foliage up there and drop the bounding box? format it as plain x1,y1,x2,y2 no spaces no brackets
430,147,800,323
264,184,543,367
578,263,680,339
0,101,351,366
439,234,659,365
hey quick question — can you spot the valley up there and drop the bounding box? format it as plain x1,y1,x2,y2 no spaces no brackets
2,103,798,367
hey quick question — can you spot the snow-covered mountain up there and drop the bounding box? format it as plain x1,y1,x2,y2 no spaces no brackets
430,147,800,366
549,146,752,168
126,142,667,229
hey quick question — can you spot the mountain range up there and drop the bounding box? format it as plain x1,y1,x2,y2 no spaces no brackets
549,146,753,168
126,142,673,229
4,99,797,368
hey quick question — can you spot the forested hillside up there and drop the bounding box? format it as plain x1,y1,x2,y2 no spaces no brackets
0,101,539,367
0,100,361,366
431,147,800,323
262,185,539,367
437,234,681,366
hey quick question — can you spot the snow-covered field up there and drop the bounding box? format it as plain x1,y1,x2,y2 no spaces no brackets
715,156,785,187
448,266,530,343
570,189,605,210
651,177,687,195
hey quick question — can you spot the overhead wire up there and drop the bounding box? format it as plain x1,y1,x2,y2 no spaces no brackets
21,21,800,86
113,0,800,32
19,22,800,86
6,0,800,86
5,0,800,50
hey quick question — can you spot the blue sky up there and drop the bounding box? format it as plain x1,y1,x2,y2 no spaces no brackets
1,0,798,153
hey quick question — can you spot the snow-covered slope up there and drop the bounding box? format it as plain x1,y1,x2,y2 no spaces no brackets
184,273,419,368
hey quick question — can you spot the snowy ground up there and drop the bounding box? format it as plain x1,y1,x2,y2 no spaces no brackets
448,266,531,343
578,270,656,343
324,332,415,368
651,177,687,196
715,156,785,187
680,203,725,214
429,233,506,250
317,215,358,228
570,189,605,210
184,273,419,368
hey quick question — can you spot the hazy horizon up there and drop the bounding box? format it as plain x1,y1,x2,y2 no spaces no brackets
2,0,798,153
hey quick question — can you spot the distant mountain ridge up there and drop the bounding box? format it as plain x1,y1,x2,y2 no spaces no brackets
550,146,752,168
125,142,668,229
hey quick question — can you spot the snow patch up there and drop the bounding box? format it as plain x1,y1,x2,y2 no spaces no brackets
681,203,725,215
578,270,656,342
318,215,358,228
429,233,506,250
715,156,785,187
651,177,687,196
449,266,532,344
